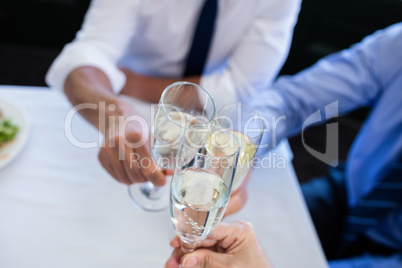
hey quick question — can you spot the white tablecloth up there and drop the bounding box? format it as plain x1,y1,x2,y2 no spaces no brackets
0,86,328,268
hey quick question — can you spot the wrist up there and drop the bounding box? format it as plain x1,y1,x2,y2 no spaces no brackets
101,98,137,136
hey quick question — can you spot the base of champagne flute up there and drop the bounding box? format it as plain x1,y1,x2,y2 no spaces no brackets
127,179,171,212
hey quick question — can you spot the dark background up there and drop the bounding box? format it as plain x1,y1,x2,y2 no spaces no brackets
0,0,401,182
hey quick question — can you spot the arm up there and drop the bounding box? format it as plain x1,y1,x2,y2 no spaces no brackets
64,66,165,186
329,254,402,268
64,67,130,131
46,0,143,93
47,0,165,185
248,23,402,148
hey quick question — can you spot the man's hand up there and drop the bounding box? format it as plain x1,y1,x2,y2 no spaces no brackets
98,109,165,186
224,168,252,217
165,221,272,268
64,67,166,186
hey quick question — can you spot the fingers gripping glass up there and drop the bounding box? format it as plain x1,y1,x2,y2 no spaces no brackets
170,125,240,252
128,82,216,212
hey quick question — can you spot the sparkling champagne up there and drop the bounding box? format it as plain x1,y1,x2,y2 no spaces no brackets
171,168,229,244
152,111,200,168
206,130,256,191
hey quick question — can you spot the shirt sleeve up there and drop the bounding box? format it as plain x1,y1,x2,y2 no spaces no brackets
200,0,302,109
329,253,402,268
45,0,143,93
247,23,402,151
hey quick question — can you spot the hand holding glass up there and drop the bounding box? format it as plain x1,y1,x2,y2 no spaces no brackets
128,82,216,212
170,125,240,252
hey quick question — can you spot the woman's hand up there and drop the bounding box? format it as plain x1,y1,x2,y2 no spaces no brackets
165,221,272,268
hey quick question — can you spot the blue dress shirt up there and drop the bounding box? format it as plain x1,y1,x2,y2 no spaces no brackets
249,23,402,267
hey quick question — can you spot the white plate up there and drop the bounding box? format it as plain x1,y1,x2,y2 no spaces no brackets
0,97,30,169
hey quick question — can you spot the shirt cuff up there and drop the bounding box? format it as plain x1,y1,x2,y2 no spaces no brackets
45,43,126,94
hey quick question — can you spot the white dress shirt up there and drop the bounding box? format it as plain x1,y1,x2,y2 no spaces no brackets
46,0,301,108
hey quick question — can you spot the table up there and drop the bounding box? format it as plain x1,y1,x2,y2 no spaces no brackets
0,86,328,268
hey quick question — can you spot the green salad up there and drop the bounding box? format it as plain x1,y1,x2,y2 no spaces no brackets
0,118,19,147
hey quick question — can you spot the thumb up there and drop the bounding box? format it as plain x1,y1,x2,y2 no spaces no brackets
181,249,230,268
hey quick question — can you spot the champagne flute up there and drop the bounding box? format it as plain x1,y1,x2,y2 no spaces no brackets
128,82,216,212
215,103,265,191
170,124,240,252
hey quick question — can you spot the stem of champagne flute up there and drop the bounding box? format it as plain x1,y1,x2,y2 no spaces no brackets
181,241,199,253
140,182,162,199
